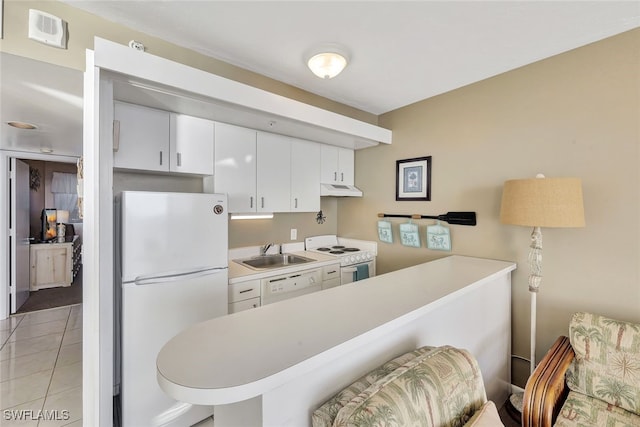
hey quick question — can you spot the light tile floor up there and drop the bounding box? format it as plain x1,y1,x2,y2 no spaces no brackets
0,304,82,427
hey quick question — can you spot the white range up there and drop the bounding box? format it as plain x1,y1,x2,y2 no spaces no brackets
305,235,377,285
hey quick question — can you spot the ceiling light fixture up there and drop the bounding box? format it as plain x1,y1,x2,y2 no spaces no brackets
306,44,349,79
7,121,38,130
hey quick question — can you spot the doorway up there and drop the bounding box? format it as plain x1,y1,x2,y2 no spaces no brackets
9,157,82,314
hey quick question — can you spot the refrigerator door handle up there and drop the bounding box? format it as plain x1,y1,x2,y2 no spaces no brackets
134,266,227,286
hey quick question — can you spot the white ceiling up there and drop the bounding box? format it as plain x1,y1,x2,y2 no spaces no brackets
2,1,639,156
65,0,640,115
0,53,83,156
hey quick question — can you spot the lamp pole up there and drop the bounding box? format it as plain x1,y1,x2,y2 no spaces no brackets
528,226,542,374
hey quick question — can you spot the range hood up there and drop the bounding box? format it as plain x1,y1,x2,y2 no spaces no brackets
321,183,363,197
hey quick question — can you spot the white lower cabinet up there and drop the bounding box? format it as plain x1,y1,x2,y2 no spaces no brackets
229,297,261,314
322,263,341,290
228,279,261,313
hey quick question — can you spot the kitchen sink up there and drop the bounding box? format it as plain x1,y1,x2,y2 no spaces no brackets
235,254,315,270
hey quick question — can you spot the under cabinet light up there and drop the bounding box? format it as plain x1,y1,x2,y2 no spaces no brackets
230,213,274,220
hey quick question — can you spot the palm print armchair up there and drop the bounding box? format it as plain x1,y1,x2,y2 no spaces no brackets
523,312,640,427
313,345,504,427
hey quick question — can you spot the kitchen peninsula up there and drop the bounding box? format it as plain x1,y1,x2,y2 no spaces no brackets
157,256,516,426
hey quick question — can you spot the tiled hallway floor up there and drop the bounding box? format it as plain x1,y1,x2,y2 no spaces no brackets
0,304,82,426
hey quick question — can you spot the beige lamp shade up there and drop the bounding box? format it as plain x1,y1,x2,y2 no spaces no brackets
57,210,70,224
500,177,585,228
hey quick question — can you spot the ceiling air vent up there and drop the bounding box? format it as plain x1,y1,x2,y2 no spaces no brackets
28,9,67,49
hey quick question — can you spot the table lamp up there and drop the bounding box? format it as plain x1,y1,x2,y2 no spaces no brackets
499,174,585,414
56,210,70,242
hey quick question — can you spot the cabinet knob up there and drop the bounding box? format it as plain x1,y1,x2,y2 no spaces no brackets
176,152,182,167
261,197,265,208
294,198,298,209
250,196,253,208
159,151,163,165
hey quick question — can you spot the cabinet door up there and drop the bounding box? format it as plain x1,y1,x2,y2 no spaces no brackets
228,280,261,303
228,297,261,313
320,145,339,184
114,102,170,172
170,114,214,175
257,132,291,212
338,148,355,185
291,139,320,212
214,123,257,212
30,244,72,289
320,145,355,185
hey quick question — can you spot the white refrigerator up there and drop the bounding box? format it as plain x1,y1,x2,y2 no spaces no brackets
116,191,228,427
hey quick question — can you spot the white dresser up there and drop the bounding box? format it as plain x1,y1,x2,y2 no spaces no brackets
30,236,81,290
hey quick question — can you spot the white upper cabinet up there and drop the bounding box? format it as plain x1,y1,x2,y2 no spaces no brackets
320,145,355,185
114,101,170,172
257,132,291,213
169,114,214,175
291,140,320,212
114,102,214,175
214,122,257,212
214,124,322,213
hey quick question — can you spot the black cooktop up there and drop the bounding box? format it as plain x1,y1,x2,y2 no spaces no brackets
317,245,360,255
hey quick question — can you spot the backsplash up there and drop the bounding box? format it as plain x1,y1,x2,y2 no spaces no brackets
229,198,337,248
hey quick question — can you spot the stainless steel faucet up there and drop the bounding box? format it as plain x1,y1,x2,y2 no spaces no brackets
260,243,273,255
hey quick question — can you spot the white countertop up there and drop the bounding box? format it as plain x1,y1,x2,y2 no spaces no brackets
157,255,515,405
228,250,341,283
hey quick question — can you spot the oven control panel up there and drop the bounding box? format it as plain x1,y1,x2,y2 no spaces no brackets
340,251,375,266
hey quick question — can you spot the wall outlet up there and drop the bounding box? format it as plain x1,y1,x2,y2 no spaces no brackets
290,229,297,240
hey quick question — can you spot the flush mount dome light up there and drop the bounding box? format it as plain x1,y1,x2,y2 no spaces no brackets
306,45,349,79
7,121,38,130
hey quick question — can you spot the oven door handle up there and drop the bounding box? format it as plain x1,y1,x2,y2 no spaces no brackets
342,266,359,284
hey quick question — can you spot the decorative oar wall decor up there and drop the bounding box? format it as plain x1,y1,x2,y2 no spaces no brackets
377,212,477,226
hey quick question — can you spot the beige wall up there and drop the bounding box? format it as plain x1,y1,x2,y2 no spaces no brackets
0,0,376,124
229,198,338,248
339,28,640,386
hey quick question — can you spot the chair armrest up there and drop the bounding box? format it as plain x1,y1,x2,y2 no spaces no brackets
522,336,575,427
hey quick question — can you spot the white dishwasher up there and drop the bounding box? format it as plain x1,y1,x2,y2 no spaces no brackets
261,268,322,305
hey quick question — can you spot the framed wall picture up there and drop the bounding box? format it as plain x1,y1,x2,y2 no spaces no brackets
396,156,431,201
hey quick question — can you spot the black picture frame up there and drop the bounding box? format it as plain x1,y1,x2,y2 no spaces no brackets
396,156,431,201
